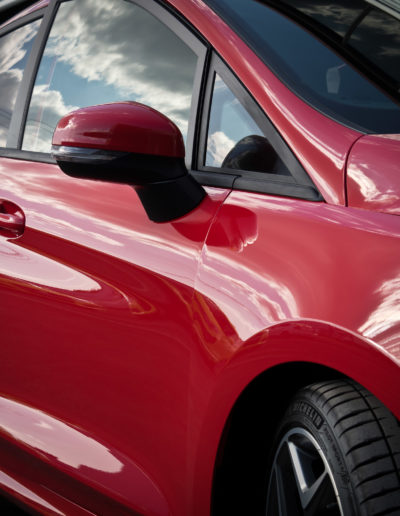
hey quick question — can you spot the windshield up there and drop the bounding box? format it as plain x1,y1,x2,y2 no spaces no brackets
203,0,400,133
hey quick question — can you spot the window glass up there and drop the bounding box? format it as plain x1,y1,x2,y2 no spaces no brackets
350,8,400,84
0,19,41,147
23,0,198,153
206,75,290,175
203,0,400,133
286,0,366,38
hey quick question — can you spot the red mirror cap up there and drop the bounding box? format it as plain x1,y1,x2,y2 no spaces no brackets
52,101,185,158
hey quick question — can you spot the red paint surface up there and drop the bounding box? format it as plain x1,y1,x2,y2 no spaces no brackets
1,155,399,515
0,157,230,515
0,0,399,515
347,134,400,215
53,102,185,158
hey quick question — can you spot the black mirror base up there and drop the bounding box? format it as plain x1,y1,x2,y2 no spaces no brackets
134,174,206,222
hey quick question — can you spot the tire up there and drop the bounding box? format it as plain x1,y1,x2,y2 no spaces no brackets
266,380,400,516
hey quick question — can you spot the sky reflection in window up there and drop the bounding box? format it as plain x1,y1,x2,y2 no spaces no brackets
23,0,197,152
0,20,40,147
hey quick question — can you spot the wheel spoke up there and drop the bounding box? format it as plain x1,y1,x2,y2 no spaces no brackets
304,474,340,516
267,428,343,516
267,441,303,516
266,465,289,516
288,439,329,510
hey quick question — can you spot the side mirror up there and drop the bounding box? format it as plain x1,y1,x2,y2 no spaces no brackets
51,102,205,222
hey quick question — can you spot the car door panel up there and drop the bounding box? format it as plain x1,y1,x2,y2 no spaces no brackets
0,156,230,515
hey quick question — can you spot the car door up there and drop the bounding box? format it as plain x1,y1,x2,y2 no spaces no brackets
0,1,229,515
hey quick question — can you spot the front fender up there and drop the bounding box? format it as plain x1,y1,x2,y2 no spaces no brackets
190,320,399,515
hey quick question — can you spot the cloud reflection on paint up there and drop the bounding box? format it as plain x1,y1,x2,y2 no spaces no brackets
348,163,399,208
0,241,101,293
0,396,123,472
0,396,171,514
358,275,400,355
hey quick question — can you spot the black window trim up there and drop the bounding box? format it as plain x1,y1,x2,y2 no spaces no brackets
194,53,322,202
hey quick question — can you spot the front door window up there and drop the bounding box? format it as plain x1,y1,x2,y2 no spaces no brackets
22,0,198,152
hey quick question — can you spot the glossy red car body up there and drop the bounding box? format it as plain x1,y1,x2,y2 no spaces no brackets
0,1,399,515
53,102,186,157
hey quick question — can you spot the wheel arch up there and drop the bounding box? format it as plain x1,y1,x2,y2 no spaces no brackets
208,320,400,515
210,361,343,515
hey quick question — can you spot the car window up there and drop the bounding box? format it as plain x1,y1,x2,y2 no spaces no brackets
22,0,198,153
203,0,400,133
349,8,400,84
206,74,290,175
0,19,41,147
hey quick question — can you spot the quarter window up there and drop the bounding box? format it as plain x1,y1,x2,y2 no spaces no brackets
206,74,290,176
22,0,198,153
0,19,41,147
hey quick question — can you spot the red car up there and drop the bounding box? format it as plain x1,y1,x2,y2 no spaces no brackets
0,0,399,514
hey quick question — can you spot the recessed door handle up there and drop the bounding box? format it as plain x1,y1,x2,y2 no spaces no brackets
0,200,25,237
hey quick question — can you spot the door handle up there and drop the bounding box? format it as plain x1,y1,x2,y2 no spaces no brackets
0,200,25,237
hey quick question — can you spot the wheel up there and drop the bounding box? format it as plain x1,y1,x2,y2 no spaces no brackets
266,380,400,516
